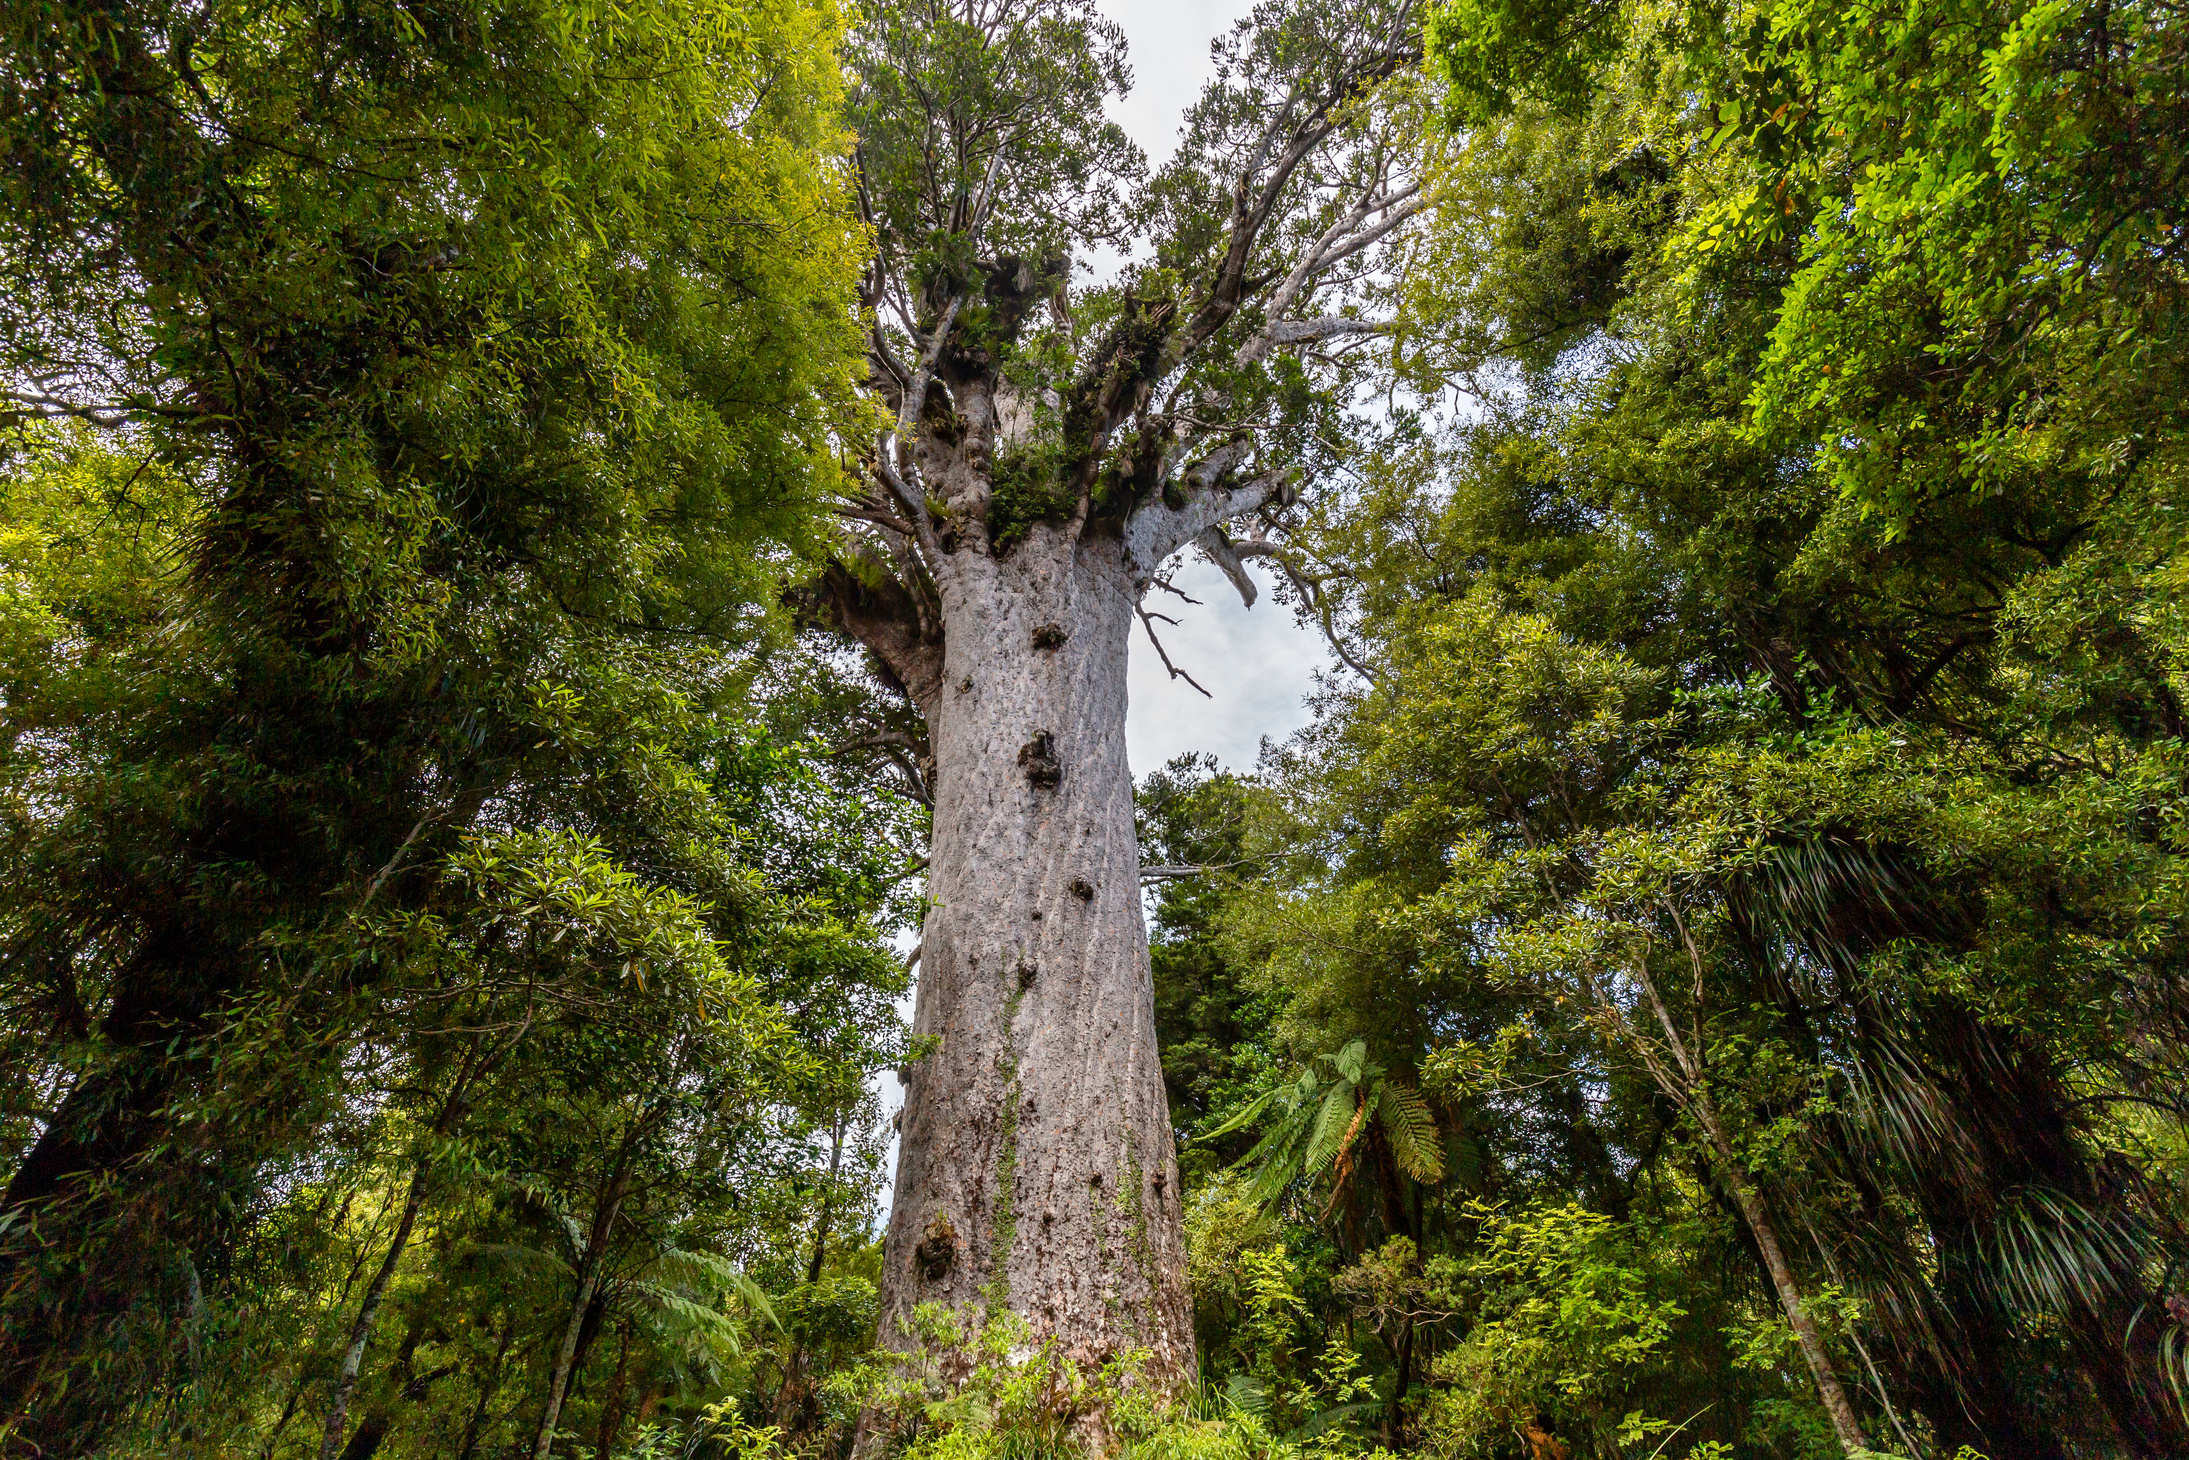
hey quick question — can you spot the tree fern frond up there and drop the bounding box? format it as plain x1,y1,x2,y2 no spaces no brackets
458,1242,574,1280
1301,1082,1359,1175
646,1247,780,1329
1329,1039,1369,1086
1199,1087,1281,1143
1377,1079,1444,1183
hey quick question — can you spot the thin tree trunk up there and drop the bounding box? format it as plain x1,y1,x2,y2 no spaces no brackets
1627,959,1868,1456
594,1325,633,1460
260,1371,310,1460
454,1317,516,1460
319,1157,433,1460
532,1256,605,1460
1385,1313,1414,1445
773,1116,843,1434
532,1169,629,1460
810,1109,846,1285
880,526,1192,1399
333,1322,457,1460
1697,1111,1868,1455
319,1031,516,1460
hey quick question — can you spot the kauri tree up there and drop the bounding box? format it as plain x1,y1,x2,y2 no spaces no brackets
812,0,1437,1396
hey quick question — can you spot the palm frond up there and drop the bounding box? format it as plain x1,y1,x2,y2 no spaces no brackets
1983,1186,2148,1319
1293,1400,1380,1440
2161,1322,2189,1426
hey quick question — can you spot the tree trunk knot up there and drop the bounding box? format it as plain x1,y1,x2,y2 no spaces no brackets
1069,877,1093,900
1018,731,1061,788
915,1213,957,1282
1031,622,1068,650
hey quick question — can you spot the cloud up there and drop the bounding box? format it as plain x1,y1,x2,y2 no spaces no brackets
1128,556,1327,775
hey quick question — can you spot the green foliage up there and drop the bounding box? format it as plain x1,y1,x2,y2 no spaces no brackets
0,0,899,1448
1424,0,1626,124
1174,0,2189,1454
5,0,2186,1453
1419,1205,1685,1458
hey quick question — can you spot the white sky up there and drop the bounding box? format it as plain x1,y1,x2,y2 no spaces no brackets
1103,0,1331,777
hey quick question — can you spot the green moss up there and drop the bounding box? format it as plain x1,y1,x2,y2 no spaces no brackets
985,1076,1021,1316
986,444,1072,554
1120,1131,1153,1285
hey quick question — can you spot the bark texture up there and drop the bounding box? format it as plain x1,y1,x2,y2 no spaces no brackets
826,4,1426,1404
881,523,1191,1387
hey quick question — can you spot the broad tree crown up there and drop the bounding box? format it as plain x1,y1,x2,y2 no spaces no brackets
819,0,1434,707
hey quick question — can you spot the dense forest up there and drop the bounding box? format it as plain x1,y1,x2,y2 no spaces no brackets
0,0,2183,1455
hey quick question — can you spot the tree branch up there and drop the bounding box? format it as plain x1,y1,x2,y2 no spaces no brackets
1195,526,1259,608
1137,604,1212,698
1239,315,1396,366
1123,452,1292,582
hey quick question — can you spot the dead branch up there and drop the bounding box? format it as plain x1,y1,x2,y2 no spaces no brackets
1136,604,1211,698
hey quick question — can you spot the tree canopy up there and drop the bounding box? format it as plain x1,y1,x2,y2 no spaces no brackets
1,0,2184,1455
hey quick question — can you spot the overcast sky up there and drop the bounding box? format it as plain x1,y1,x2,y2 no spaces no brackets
1102,0,1331,777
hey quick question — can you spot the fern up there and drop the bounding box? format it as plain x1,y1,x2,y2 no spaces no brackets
1378,1079,1444,1182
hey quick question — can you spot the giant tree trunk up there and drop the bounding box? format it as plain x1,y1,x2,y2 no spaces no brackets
827,20,1421,1394
879,521,1193,1392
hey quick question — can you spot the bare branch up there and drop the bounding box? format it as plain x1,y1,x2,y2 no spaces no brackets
1,390,131,427
1239,315,1395,366
1139,859,1257,882
1137,604,1212,698
894,293,966,449
1267,550,1385,688
1123,452,1292,581
870,433,945,574
1265,182,1423,328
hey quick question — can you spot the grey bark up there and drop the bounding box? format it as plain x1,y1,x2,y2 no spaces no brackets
318,1156,432,1460
880,521,1192,1392
1626,956,1869,1457
824,16,1428,1417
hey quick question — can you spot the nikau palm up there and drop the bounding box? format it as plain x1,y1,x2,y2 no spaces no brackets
813,0,1433,1392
